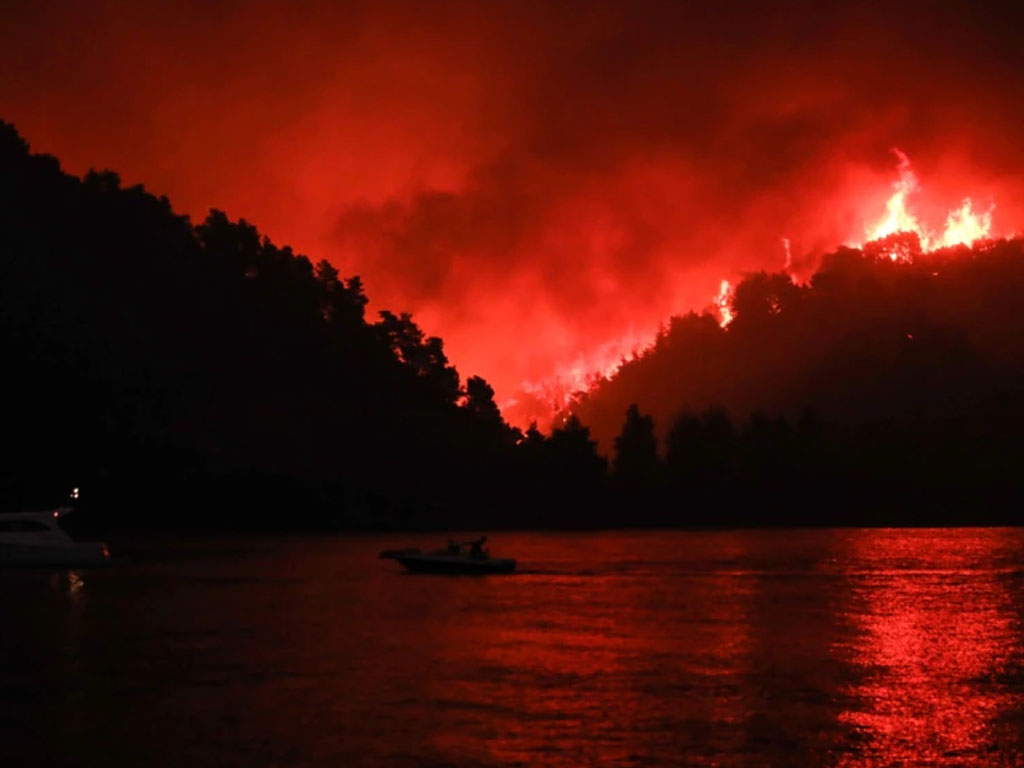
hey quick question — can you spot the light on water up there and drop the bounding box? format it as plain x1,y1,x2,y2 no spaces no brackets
3,529,1024,766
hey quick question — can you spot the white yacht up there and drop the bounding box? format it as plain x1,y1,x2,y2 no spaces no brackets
0,507,111,566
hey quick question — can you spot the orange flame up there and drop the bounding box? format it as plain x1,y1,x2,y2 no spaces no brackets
865,149,920,249
861,149,994,259
940,197,993,249
715,279,734,327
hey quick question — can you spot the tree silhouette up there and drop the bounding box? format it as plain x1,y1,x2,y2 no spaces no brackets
665,409,737,522
376,310,461,404
612,404,661,487
546,415,608,500
729,271,801,328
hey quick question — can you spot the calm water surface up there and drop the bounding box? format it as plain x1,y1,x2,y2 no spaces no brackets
4,529,1024,767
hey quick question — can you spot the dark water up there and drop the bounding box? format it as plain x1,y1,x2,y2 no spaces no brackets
4,529,1024,767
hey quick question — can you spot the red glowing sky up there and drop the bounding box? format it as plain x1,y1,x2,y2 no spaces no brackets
5,1,1024,423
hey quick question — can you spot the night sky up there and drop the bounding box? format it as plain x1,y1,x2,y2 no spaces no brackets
5,0,1024,422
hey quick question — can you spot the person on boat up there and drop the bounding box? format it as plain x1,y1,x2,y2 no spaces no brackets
469,536,487,558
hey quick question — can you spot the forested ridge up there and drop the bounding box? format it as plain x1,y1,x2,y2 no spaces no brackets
572,232,1024,522
0,121,603,531
4,119,1024,530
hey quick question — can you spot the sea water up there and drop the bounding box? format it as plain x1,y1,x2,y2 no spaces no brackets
3,528,1024,767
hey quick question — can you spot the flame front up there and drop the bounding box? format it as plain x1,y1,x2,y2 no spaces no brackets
866,149,920,248
861,149,994,259
510,150,1003,427
939,198,993,249
515,328,654,414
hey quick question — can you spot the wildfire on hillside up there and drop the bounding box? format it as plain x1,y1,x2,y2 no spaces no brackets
506,151,1006,429
855,150,994,259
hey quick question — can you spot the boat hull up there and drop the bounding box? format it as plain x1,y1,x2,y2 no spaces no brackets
396,555,516,574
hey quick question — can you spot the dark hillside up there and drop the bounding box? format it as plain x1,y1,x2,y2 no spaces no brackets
0,122,533,530
571,237,1024,521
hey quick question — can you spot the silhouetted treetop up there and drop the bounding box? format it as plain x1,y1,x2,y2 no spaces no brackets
613,404,661,486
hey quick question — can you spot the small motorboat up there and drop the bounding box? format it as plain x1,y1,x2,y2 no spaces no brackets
0,507,111,567
393,536,515,574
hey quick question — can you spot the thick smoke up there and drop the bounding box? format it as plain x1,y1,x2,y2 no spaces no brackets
4,0,1024,424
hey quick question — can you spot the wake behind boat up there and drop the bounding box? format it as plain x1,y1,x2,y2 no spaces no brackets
0,507,111,567
392,537,515,574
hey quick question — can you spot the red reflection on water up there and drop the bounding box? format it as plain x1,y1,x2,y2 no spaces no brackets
360,530,1024,767
419,533,760,767
836,529,1024,766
